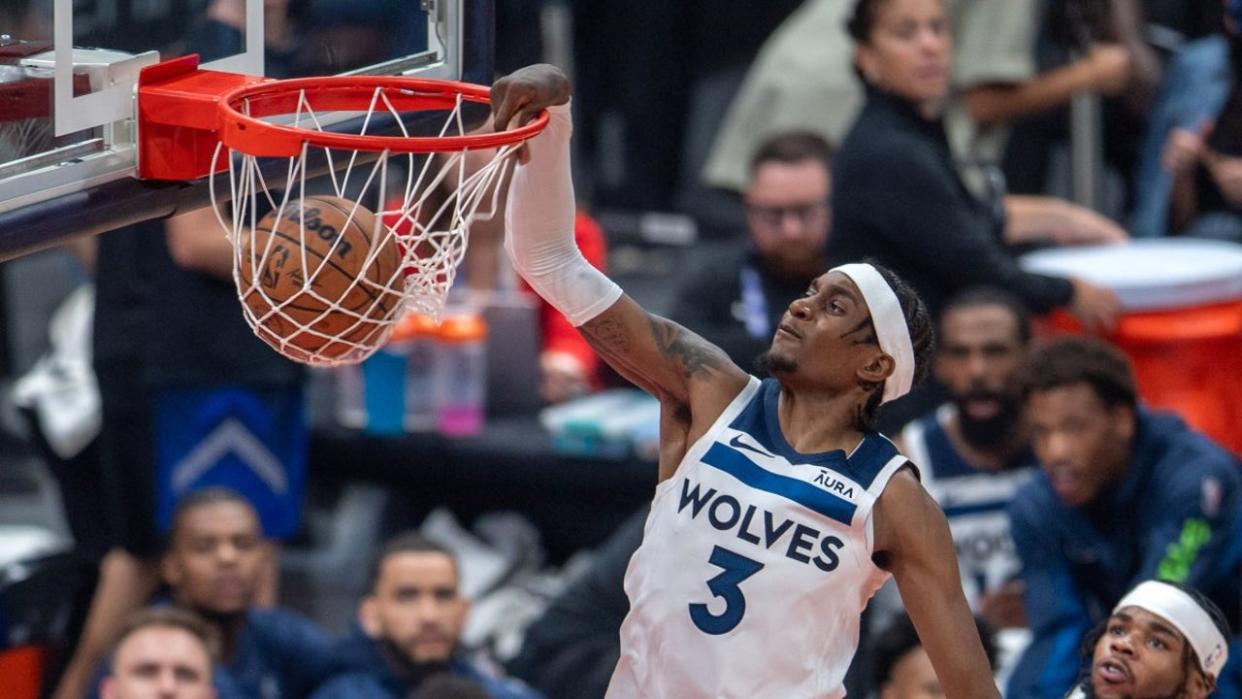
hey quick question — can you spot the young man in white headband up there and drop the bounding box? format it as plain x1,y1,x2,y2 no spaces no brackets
1069,580,1230,699
492,64,998,699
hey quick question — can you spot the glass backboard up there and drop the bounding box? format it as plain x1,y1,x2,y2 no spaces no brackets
0,0,492,261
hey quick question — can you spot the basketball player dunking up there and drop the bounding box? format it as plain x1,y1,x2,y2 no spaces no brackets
493,65,999,698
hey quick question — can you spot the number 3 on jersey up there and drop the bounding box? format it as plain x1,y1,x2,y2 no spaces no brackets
690,546,765,635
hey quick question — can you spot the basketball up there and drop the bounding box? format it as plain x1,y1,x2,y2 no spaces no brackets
238,195,403,361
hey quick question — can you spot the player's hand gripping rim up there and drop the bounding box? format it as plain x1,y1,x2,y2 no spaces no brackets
491,64,571,164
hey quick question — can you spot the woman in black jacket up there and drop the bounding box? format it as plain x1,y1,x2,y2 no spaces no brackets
829,0,1123,330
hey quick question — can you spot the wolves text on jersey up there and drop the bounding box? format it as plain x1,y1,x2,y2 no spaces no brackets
678,478,845,573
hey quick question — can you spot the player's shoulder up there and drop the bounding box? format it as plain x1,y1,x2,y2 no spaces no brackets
1142,410,1240,480
849,431,915,489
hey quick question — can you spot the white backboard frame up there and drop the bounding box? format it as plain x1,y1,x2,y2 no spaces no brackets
52,0,264,136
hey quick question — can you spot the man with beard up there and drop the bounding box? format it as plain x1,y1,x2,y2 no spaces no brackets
310,532,541,699
1067,580,1229,699
670,132,834,370
1008,338,1242,699
91,488,335,699
897,288,1036,632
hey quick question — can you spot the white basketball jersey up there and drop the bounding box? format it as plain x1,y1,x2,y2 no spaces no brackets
607,378,910,699
899,405,1035,607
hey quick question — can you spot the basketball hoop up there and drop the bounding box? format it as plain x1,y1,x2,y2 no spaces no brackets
136,55,548,367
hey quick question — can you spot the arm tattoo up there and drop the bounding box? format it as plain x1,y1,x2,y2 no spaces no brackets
649,317,724,380
580,315,632,357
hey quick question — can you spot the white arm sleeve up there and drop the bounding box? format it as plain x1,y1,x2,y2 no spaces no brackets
504,100,623,327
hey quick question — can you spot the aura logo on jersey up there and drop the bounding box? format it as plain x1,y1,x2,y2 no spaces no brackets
678,479,845,573
812,469,857,499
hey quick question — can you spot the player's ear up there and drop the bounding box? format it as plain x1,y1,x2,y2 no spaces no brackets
1109,402,1136,443
359,595,383,638
1186,667,1214,699
859,350,895,385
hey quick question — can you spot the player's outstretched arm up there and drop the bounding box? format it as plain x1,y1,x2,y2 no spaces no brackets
874,470,1000,699
495,65,748,407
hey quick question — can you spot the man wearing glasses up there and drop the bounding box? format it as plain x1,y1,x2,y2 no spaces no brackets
670,132,833,371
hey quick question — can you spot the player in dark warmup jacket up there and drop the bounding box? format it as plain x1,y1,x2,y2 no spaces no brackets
1007,338,1242,699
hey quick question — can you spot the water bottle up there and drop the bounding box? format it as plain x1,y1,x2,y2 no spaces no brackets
335,361,367,430
334,313,437,434
400,313,438,432
434,311,488,436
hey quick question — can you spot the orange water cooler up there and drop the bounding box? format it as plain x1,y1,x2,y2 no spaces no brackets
1023,239,1242,456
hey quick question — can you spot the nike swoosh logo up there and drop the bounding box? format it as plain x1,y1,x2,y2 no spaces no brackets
728,434,774,459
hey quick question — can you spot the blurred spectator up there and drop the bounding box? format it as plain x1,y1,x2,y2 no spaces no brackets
828,0,1124,430
1001,0,1164,211
1162,2,1242,242
949,0,1136,164
1067,580,1229,699
107,489,332,699
100,607,219,699
828,0,1124,329
506,506,646,699
54,8,310,695
1007,338,1242,698
702,0,1136,195
870,613,997,699
896,288,1036,635
1130,2,1233,238
311,532,541,699
670,132,832,369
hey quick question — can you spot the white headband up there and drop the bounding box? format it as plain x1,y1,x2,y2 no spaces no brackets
830,263,915,404
1115,581,1228,679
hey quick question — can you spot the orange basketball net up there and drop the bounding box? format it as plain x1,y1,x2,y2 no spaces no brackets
136,55,548,367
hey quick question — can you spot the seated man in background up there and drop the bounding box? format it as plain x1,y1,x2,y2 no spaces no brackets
897,289,1036,636
871,613,996,699
1067,580,1229,699
670,131,832,369
92,488,335,699
1008,338,1242,699
101,607,218,699
312,532,541,699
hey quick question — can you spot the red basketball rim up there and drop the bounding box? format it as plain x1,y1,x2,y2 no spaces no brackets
217,76,549,157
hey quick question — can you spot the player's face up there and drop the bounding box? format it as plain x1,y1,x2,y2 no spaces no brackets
855,0,951,108
881,645,943,699
934,304,1026,444
100,627,216,699
744,159,831,279
767,271,890,391
1089,608,1207,699
163,502,268,616
362,552,467,665
1026,383,1134,507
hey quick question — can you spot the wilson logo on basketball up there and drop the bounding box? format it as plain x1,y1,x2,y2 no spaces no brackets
238,195,402,361
292,205,354,260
